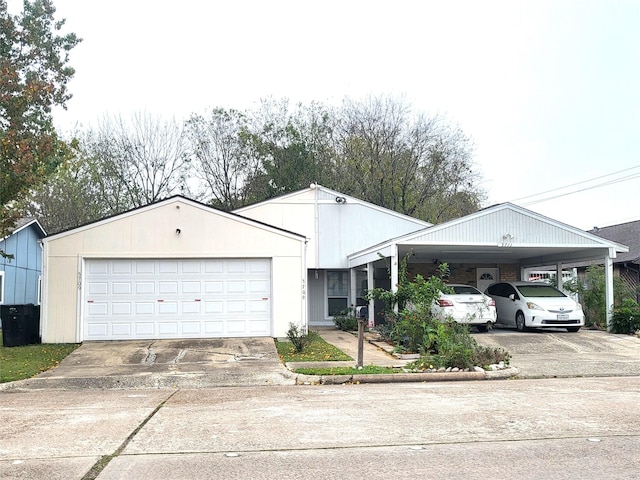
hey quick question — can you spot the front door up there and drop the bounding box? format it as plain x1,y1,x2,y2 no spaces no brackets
477,268,499,293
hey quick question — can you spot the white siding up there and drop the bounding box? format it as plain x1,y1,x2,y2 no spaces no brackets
409,208,600,246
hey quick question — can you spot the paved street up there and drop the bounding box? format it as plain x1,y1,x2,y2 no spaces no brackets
2,376,640,479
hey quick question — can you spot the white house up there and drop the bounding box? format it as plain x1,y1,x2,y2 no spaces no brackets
40,185,628,343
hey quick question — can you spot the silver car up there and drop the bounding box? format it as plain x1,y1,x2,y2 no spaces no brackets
485,281,584,332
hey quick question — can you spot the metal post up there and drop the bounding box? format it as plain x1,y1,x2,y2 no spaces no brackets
357,318,364,368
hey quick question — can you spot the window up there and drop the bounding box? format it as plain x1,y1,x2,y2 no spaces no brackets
327,270,348,316
0,271,4,304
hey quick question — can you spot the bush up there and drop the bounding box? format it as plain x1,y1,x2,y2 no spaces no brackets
333,308,359,331
610,299,640,334
286,322,316,353
564,265,638,328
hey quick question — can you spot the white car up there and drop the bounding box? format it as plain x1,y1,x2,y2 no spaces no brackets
431,284,497,332
485,281,584,332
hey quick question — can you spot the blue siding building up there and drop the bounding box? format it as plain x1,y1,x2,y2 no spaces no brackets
1,218,46,307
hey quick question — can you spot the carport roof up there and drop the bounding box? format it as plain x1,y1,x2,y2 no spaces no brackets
348,203,629,267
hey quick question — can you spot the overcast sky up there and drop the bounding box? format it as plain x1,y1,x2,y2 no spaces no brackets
14,0,640,231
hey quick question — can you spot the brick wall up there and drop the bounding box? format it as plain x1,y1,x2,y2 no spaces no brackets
407,262,521,287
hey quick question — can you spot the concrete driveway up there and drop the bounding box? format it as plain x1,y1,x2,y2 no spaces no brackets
2,338,296,390
473,327,640,378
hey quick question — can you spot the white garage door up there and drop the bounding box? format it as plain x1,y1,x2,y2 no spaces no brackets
83,258,271,340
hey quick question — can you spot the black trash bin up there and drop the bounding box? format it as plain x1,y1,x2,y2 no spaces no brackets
1,304,41,347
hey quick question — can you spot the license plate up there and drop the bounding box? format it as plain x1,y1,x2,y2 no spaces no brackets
557,314,569,320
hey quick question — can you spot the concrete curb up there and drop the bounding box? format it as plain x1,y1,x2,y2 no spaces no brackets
0,370,299,391
293,367,520,385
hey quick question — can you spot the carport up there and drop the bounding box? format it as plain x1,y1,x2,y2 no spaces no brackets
348,203,628,327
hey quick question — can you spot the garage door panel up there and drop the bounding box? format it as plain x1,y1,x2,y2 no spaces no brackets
136,261,155,274
88,282,108,295
159,261,178,274
159,282,178,294
112,283,132,294
204,321,223,334
112,303,132,315
135,302,155,315
205,281,223,294
135,323,155,335
181,281,201,294
249,320,269,334
136,282,155,294
87,261,109,275
227,281,247,294
84,259,272,340
87,302,108,315
112,323,132,336
86,323,108,337
158,322,178,335
158,302,179,314
204,301,223,313
182,301,201,314
249,279,269,294
249,299,269,313
112,261,133,275
182,261,201,274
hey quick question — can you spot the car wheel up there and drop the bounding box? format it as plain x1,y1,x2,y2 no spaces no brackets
515,312,526,332
567,327,581,332
476,324,489,333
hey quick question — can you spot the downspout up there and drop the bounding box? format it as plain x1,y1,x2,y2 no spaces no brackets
313,184,319,268
367,262,375,327
40,239,48,343
302,238,309,333
390,243,399,314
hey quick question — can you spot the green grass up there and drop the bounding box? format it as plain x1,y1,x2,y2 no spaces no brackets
0,332,79,383
276,332,353,362
293,365,399,375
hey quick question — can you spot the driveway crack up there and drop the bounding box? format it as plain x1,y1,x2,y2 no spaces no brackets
141,343,157,365
81,390,178,480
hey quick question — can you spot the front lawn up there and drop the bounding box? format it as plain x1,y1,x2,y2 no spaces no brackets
0,333,79,383
276,332,352,363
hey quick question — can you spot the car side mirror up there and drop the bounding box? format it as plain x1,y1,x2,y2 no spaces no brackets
509,294,516,301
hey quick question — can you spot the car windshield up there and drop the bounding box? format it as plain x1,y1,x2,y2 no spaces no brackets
517,285,566,298
451,286,481,295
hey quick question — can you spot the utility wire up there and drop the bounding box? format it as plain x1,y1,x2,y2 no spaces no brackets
519,171,640,207
509,164,640,203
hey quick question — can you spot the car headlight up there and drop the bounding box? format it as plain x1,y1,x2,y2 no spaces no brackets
575,302,583,310
526,301,544,311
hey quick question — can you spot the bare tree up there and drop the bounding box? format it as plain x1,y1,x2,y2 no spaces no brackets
85,112,190,209
333,95,484,223
185,108,250,210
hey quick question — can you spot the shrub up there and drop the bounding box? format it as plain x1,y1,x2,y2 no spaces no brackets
564,265,638,328
286,322,314,353
333,308,359,331
473,345,511,367
610,299,640,334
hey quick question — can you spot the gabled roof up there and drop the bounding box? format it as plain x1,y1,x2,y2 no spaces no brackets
234,184,433,229
348,203,628,267
1,218,46,242
589,219,640,264
44,195,306,242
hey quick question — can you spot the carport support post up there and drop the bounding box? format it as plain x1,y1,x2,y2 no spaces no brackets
605,253,614,330
556,262,564,291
